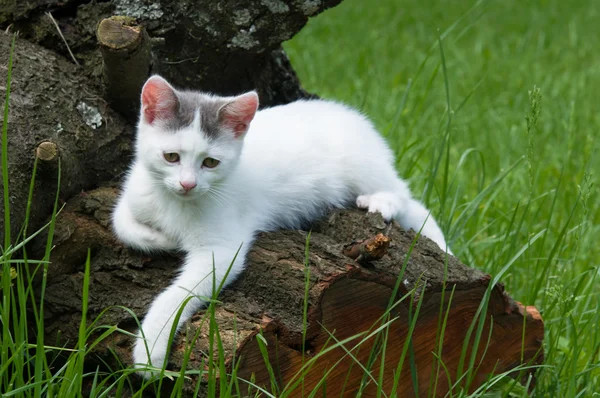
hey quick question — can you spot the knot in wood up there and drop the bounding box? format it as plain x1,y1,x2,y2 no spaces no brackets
343,233,391,263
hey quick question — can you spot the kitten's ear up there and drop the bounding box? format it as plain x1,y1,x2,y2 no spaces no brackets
218,91,259,138
141,75,179,125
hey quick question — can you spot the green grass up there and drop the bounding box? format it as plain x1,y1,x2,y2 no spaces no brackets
1,0,599,396
285,0,599,394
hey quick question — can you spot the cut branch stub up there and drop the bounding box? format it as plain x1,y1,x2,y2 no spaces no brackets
37,187,544,397
97,16,142,50
35,141,58,163
343,233,391,263
97,16,152,122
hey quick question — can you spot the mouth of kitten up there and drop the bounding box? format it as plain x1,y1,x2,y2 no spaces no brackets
175,190,198,199
170,186,209,200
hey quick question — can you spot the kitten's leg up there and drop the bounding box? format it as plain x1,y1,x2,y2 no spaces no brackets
397,198,453,255
112,195,178,252
132,242,249,378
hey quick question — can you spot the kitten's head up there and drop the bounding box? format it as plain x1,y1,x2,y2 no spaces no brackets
136,75,258,200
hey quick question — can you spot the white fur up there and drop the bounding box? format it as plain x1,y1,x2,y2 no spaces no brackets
112,96,452,378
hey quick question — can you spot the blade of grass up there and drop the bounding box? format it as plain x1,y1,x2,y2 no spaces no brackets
1,34,15,249
301,231,312,397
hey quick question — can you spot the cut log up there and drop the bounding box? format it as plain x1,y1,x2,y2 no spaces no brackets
36,187,544,397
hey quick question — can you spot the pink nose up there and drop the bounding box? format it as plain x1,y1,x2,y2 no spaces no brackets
180,181,196,192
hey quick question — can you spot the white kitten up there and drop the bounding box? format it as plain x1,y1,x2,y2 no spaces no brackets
112,75,452,377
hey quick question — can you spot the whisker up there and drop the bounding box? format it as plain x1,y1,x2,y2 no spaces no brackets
207,191,226,207
207,187,238,207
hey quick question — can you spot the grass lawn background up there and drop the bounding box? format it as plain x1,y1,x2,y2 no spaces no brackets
285,0,599,394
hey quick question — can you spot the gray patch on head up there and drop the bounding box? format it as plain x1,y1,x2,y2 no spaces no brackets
160,90,229,139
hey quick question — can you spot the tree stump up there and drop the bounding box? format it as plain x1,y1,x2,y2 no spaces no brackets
36,187,544,397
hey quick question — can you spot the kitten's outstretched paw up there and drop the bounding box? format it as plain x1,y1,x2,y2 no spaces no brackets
132,337,167,380
356,193,403,221
133,363,161,380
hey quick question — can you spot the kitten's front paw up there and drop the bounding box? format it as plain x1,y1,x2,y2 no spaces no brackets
356,193,403,221
114,213,179,252
122,224,179,253
147,229,179,251
356,195,372,211
132,335,167,379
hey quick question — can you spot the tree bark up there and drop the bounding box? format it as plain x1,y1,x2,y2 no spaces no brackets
36,187,544,397
0,33,133,248
5,0,332,110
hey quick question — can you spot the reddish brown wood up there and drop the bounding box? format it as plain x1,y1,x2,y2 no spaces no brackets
232,270,544,397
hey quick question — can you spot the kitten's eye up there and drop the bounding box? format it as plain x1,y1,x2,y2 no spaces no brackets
202,157,220,169
164,152,180,163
